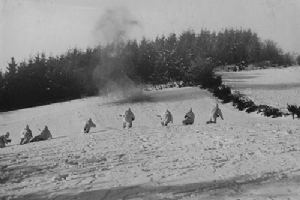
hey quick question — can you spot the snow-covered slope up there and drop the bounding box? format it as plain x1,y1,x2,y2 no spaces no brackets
0,87,299,200
220,66,300,109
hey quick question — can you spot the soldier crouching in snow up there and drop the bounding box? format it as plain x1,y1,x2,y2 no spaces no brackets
122,108,135,128
83,118,96,133
20,125,33,145
158,109,173,126
30,126,53,142
182,108,195,125
206,103,224,124
0,132,11,148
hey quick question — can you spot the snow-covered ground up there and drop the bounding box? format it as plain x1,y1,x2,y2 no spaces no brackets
0,85,300,199
220,66,300,109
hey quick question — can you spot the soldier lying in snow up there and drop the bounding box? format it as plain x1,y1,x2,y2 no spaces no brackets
83,118,96,133
182,108,195,125
20,125,33,145
206,103,224,124
30,126,53,142
158,109,173,126
122,108,135,128
0,132,11,148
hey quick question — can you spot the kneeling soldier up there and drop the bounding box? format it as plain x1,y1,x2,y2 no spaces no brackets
182,108,195,125
83,118,96,133
30,126,53,142
20,125,33,145
0,132,11,148
158,109,173,126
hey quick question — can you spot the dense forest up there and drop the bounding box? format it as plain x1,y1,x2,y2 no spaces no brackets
0,29,295,111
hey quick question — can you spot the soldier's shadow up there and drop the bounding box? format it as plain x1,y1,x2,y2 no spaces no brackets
52,136,67,140
87,129,111,134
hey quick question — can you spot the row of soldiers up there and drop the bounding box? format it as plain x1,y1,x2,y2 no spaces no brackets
0,125,52,148
20,125,53,145
1,104,223,148
84,103,224,132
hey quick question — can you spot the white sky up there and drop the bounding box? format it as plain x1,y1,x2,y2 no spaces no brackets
1,0,300,70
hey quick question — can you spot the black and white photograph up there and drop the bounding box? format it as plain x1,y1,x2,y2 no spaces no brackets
0,0,300,199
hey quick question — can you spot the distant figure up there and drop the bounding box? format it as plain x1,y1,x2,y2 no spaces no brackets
182,108,195,125
207,103,224,124
83,118,96,133
20,125,33,145
30,126,53,142
122,108,135,128
0,132,11,148
159,109,173,126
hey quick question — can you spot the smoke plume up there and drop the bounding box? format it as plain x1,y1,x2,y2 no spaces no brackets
93,7,148,103
94,7,140,45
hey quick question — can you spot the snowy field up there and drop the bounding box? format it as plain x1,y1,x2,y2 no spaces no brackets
0,85,300,199
220,66,300,109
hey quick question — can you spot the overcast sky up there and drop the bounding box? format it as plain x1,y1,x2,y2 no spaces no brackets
1,0,300,70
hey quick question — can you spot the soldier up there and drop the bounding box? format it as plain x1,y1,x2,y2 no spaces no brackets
0,132,11,148
158,109,173,126
30,126,53,142
83,118,96,133
207,103,224,124
20,125,33,145
122,108,135,128
182,108,195,125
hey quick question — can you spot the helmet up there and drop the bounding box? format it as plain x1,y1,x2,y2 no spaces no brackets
5,132,10,137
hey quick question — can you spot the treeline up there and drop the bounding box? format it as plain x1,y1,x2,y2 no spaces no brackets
212,85,284,118
0,29,294,111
